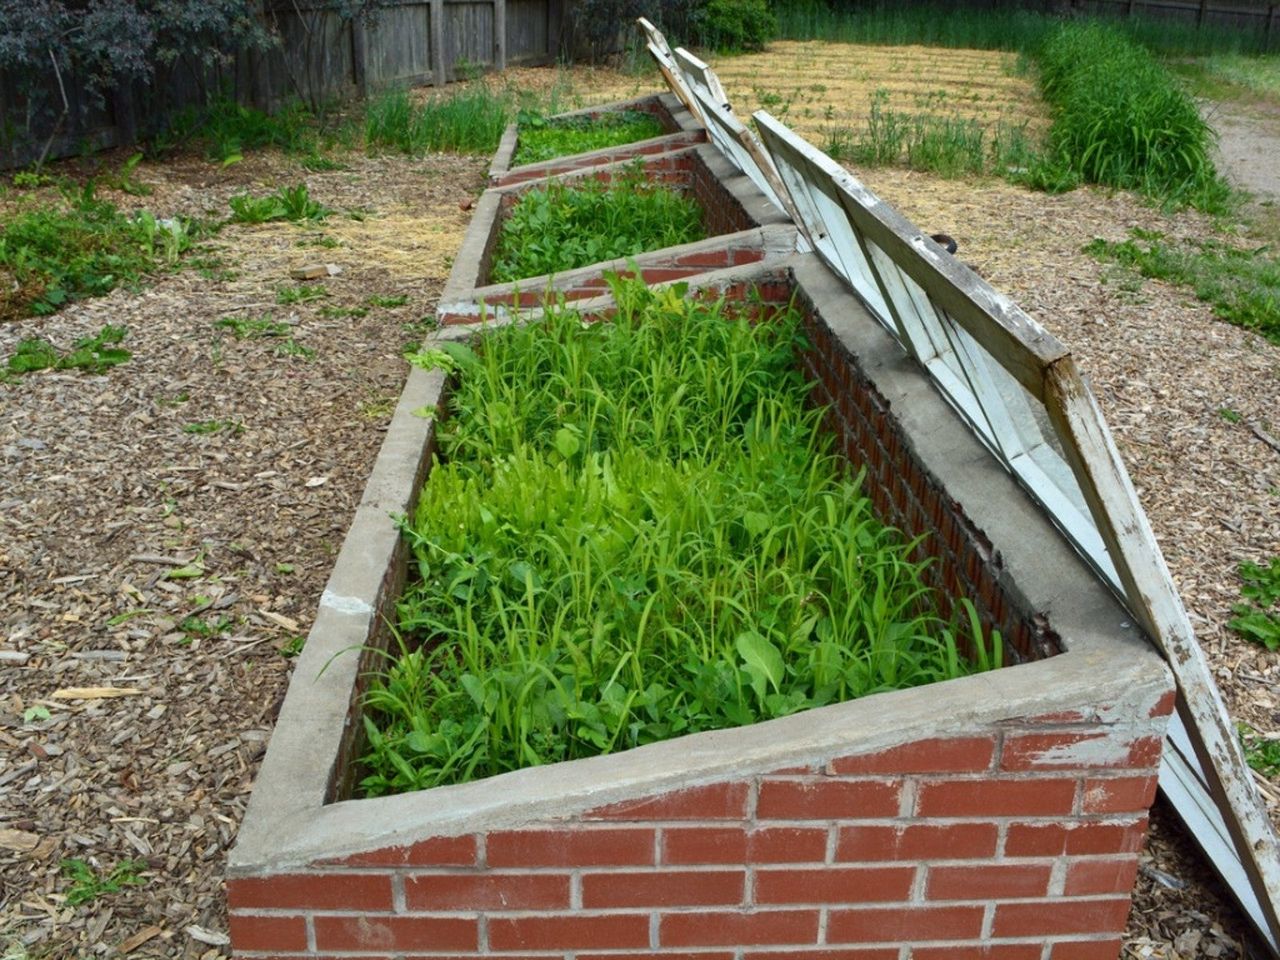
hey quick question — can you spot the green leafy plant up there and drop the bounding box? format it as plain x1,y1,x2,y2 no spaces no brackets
1239,724,1280,778
216,314,292,339
490,169,704,282
60,858,146,906
5,325,130,376
359,278,1001,795
512,109,665,166
1229,558,1280,651
276,283,328,304
699,0,776,52
368,293,409,308
228,184,328,224
1084,229,1280,344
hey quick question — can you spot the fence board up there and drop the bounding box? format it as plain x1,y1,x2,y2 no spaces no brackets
1,0,561,167
508,0,551,62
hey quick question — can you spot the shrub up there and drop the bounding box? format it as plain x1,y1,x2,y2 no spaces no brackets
698,0,776,51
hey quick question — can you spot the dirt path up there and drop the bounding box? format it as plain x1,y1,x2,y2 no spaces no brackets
1204,95,1280,209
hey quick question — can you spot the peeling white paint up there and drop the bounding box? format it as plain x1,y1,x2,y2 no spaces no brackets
320,590,374,618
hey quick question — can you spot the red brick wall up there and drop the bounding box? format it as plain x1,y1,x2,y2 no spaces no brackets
228,706,1170,958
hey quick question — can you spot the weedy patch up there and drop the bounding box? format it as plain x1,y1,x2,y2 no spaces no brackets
4,325,130,378
360,278,999,796
228,184,329,224
1229,558,1280,651
276,284,328,304
216,315,292,340
511,109,665,166
60,858,146,906
490,170,704,282
365,86,513,156
1084,229,1280,344
183,419,244,436
0,182,196,319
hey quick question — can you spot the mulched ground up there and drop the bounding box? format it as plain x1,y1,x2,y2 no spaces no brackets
0,57,1277,960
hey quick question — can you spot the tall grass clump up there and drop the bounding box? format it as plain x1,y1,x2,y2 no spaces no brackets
1034,22,1231,211
827,90,1034,180
359,279,1002,794
365,86,513,156
489,170,705,281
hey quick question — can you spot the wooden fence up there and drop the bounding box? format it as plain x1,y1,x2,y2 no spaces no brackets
0,0,564,168
1078,0,1279,41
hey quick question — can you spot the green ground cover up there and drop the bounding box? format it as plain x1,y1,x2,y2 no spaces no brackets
489,170,705,282
512,110,666,166
359,280,1000,795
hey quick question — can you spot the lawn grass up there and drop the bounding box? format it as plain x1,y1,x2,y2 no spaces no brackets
488,170,705,282
360,279,998,794
512,109,666,166
1085,228,1280,344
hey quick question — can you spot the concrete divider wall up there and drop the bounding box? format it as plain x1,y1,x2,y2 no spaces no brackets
228,98,1175,960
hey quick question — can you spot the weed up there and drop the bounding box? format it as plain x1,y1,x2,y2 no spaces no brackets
366,86,512,156
22,705,50,724
5,325,130,376
1084,229,1280,344
275,562,295,574
1239,724,1280,777
183,419,243,436
216,315,292,339
1228,558,1280,651
273,338,315,360
360,279,1000,795
0,184,196,318
318,304,368,319
297,234,341,249
299,152,347,172
155,98,319,163
281,635,306,657
179,614,232,639
276,284,328,304
228,184,328,224
513,109,665,166
490,169,704,282
368,293,409,308
60,858,146,906
1219,408,1243,424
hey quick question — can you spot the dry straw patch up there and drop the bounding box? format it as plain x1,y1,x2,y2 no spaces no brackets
710,40,1048,145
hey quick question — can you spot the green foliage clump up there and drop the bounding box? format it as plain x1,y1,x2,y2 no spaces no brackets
228,183,329,224
1084,229,1280,344
490,171,704,282
359,279,1000,794
512,110,665,166
365,87,513,156
156,98,320,164
0,184,194,319
60,858,147,906
1034,23,1230,211
1228,558,1280,651
698,0,776,52
5,325,131,377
